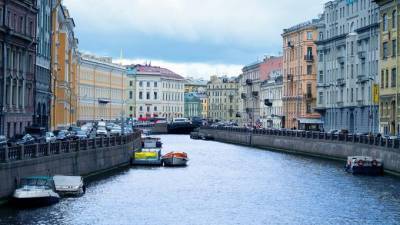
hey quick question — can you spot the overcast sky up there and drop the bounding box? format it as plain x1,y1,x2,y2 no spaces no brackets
64,0,323,78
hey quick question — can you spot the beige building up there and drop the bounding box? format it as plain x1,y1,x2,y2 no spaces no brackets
77,54,126,123
207,76,240,122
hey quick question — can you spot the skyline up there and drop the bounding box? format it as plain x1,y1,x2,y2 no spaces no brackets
64,0,323,78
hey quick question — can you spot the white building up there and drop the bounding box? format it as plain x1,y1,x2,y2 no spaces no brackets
126,64,185,121
260,71,284,128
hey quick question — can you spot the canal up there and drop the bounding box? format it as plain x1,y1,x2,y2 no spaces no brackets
1,135,400,225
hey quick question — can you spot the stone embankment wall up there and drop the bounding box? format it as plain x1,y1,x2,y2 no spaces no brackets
200,128,400,175
0,132,141,199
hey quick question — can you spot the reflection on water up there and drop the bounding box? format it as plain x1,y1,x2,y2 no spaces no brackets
1,135,400,225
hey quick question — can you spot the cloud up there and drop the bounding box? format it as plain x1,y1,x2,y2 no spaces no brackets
64,0,323,50
113,58,243,79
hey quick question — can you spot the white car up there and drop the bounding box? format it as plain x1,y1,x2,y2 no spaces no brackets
110,128,122,136
172,118,190,123
45,132,56,143
96,127,108,136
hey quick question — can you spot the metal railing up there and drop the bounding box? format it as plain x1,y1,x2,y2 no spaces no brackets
201,126,400,150
0,132,141,163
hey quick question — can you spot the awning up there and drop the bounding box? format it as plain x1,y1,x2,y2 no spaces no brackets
298,118,324,124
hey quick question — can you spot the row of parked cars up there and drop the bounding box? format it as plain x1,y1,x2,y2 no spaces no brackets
0,121,135,148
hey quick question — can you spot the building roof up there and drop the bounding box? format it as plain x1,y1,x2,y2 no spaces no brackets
127,64,184,80
185,78,208,86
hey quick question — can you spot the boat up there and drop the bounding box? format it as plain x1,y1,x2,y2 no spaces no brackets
131,149,163,166
11,176,60,207
162,152,189,167
345,156,384,175
142,137,162,148
53,175,85,196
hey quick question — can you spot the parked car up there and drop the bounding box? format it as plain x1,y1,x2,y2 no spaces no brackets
45,132,57,143
74,131,88,140
56,130,71,141
0,136,7,148
16,134,36,145
96,127,108,136
25,126,47,143
110,126,122,136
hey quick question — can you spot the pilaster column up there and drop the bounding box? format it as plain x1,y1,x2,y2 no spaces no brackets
9,78,13,108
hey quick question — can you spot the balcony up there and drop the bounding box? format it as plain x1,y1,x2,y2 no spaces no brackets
304,55,314,62
246,79,253,86
304,93,313,100
337,101,344,107
336,78,345,87
356,74,369,83
98,98,111,104
357,50,366,59
337,56,345,64
357,99,364,107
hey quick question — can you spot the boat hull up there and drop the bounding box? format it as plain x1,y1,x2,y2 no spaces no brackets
162,157,188,167
345,166,384,176
11,196,60,208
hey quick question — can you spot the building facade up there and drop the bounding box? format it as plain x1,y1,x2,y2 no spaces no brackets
35,0,52,129
207,76,240,122
260,71,284,128
0,0,37,138
126,64,185,121
51,1,78,130
282,19,322,130
184,92,202,118
184,77,207,93
316,0,380,134
375,0,400,135
77,54,126,123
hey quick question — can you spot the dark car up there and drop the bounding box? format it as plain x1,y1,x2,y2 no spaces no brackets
74,131,88,140
0,136,7,148
68,126,82,135
25,126,47,143
56,130,72,141
16,134,36,145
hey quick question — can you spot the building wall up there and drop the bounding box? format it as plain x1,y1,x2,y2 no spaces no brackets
78,55,126,123
0,0,37,138
207,76,240,122
316,0,380,134
184,93,202,118
51,2,78,130
260,73,284,129
35,0,52,129
282,20,321,129
376,0,399,135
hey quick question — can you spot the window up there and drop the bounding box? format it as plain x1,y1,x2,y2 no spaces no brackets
307,47,313,56
319,92,323,104
386,69,389,88
393,40,397,57
383,42,388,59
307,65,312,75
139,106,143,111
306,103,312,114
392,68,397,88
139,81,143,87
383,13,388,31
381,70,385,88
393,10,397,29
154,82,157,87
129,81,133,86
129,106,133,111
307,31,313,40
306,84,312,97
147,106,150,112
147,82,150,87
139,91,143,99
154,106,158,111
154,92,158,100
146,92,150,100
129,91,133,99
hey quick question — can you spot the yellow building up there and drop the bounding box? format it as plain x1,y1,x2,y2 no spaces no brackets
51,1,79,130
77,54,126,123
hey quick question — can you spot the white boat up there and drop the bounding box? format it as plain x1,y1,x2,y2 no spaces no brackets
12,176,60,207
142,137,162,148
162,152,189,167
53,175,86,196
345,156,383,175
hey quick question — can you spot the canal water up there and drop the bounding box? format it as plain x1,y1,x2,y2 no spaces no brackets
1,135,400,225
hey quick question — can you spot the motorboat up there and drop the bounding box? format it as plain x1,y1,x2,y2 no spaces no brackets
131,149,162,166
11,176,60,207
142,137,162,148
53,175,85,196
162,152,189,167
345,156,383,175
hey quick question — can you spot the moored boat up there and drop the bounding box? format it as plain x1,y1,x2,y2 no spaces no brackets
11,176,60,207
53,175,85,197
131,149,163,166
162,152,189,167
345,156,383,175
142,137,162,148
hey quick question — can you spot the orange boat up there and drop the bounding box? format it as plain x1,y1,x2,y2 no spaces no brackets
162,152,189,167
